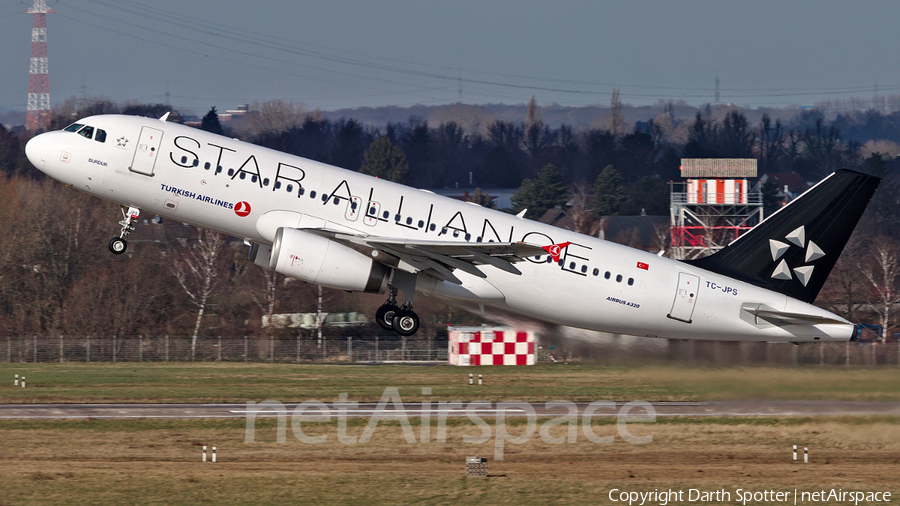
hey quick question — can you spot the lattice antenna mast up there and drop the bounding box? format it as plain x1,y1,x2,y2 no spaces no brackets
26,0,54,131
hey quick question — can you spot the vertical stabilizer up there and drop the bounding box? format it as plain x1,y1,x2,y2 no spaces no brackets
687,169,880,303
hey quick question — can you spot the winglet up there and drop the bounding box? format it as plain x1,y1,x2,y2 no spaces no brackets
516,209,527,218
159,112,170,122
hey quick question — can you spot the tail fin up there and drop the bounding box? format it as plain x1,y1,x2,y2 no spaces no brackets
687,169,880,303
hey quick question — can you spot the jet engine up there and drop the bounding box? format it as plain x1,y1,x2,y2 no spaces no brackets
269,227,389,293
247,242,273,268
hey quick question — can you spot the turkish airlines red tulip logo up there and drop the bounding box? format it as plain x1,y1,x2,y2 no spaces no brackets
234,201,252,217
542,242,571,262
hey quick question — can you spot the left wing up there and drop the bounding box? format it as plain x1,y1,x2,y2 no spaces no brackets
312,230,546,284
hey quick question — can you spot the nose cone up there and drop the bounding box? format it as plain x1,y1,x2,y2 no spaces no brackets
25,134,49,171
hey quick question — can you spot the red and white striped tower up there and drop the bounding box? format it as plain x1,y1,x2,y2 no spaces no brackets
25,0,54,131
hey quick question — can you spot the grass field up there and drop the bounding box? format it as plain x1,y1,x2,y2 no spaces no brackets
2,363,900,504
4,362,900,403
0,417,898,505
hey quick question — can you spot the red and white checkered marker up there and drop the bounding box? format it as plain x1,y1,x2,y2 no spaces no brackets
448,328,535,366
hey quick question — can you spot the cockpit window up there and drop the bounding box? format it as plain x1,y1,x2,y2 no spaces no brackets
95,129,107,143
77,126,94,139
64,123,84,132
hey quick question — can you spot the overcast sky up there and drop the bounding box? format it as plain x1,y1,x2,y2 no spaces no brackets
0,0,898,116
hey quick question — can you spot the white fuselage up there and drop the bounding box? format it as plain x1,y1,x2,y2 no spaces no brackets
25,115,853,342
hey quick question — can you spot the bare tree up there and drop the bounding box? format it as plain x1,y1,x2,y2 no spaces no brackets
652,222,671,257
523,95,546,162
171,229,226,360
858,236,900,342
231,100,307,139
609,89,625,136
820,235,866,322
567,183,599,235
249,267,281,326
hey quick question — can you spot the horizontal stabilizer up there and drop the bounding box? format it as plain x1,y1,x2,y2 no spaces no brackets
742,304,850,326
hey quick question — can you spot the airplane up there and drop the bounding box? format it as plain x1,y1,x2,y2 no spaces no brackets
25,113,880,342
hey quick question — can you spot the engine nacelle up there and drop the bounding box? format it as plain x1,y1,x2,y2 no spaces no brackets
270,227,389,293
247,242,273,269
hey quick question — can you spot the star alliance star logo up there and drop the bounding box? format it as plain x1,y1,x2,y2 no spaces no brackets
116,136,129,148
768,225,825,286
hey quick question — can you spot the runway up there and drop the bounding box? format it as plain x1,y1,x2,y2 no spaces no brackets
2,400,900,420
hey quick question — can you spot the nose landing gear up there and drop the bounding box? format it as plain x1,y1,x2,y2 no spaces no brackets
109,206,140,255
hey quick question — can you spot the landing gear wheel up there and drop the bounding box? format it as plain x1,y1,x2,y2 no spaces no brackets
376,304,400,331
392,309,420,336
109,237,127,255
109,206,140,255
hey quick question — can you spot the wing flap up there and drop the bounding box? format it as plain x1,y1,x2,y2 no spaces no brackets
314,231,545,284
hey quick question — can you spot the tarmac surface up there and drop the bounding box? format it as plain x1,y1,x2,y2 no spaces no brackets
2,400,900,420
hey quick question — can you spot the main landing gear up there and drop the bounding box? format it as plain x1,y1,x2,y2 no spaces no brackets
109,206,140,255
375,272,420,336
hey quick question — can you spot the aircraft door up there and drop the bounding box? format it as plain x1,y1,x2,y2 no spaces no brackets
130,126,163,176
667,272,699,323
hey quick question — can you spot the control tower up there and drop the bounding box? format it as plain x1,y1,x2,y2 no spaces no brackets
669,158,763,260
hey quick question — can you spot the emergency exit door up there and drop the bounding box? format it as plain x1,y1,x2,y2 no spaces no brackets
668,272,699,323
130,126,163,176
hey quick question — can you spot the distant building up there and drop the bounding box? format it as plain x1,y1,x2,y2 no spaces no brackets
218,104,250,123
262,312,368,329
759,172,811,202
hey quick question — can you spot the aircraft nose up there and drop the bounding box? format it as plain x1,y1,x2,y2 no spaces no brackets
25,134,49,171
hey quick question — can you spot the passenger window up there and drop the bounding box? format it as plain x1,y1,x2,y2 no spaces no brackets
95,129,107,143
65,123,84,132
77,126,94,139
